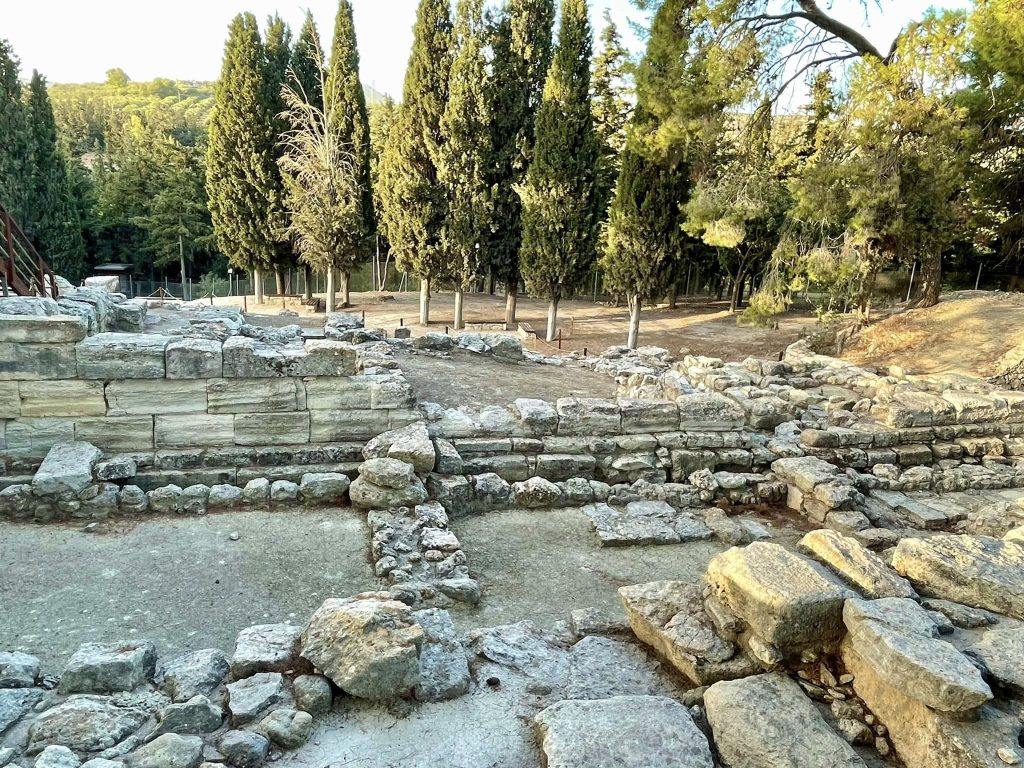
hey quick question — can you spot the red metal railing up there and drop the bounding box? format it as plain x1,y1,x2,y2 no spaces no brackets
0,201,58,298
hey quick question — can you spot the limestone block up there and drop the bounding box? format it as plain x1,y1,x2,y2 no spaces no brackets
155,414,234,448
798,529,917,599
309,409,393,442
676,392,745,431
965,626,1024,696
77,333,172,379
4,417,75,455
208,378,304,414
166,337,223,379
0,381,18,417
0,342,77,380
512,398,558,436
105,379,208,416
369,374,414,409
74,416,155,452
0,296,58,315
83,275,119,292
19,380,106,417
618,399,679,434
111,298,147,332
303,376,373,409
295,339,360,376
556,398,621,436
234,412,310,446
32,441,102,496
222,337,358,378
0,315,87,343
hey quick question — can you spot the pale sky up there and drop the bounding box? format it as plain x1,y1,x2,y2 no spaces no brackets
5,0,970,99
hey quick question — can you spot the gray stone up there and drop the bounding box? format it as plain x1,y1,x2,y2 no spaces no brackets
218,731,269,768
269,479,299,502
535,695,714,768
292,674,332,716
0,687,43,733
231,623,304,678
104,380,208,417
0,296,59,315
118,485,148,513
411,332,453,351
208,484,243,509
556,397,621,436
226,672,287,726
0,650,40,687
512,398,558,435
77,333,171,379
178,484,209,514
60,640,157,694
349,474,427,510
165,338,222,379
922,599,999,629
301,594,423,700
359,457,415,489
565,635,671,700
242,478,270,504
798,529,917,599
467,621,569,688
147,485,182,514
255,708,313,749
844,598,992,713
95,457,137,481
28,695,148,752
513,476,563,509
111,299,147,332
413,608,470,702
34,747,80,768
33,441,102,496
705,673,865,768
207,378,303,414
156,649,230,703
965,627,1024,695
676,392,745,430
79,760,124,768
298,472,350,503
363,422,436,473
128,734,203,768
584,502,682,547
154,695,222,735
0,342,78,380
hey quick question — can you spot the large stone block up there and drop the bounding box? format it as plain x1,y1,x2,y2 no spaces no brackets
303,376,373,409
234,412,310,446
0,314,87,343
0,296,58,315
166,337,223,379
4,417,75,455
77,333,172,379
556,398,621,436
208,378,304,414
222,337,358,378
676,392,745,431
32,441,102,496
155,414,234,448
106,379,208,416
75,416,155,452
60,639,157,694
0,342,77,380
618,399,679,433
368,373,414,409
798,528,917,599
309,409,393,442
705,542,854,651
0,381,18,417
20,380,106,417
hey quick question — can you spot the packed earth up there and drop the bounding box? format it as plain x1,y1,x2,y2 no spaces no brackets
2,282,1024,768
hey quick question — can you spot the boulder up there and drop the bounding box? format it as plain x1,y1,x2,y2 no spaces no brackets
798,529,917,599
348,473,427,510
843,598,992,713
363,422,436,474
153,694,223,735
300,593,423,700
28,696,148,752
0,650,40,687
217,731,269,768
965,627,1024,695
32,441,102,497
60,640,157,694
512,476,564,509
512,398,558,435
412,607,470,702
94,457,137,482
1,687,43,734
255,708,313,749
358,457,415,488
411,332,453,352
534,695,714,768
704,673,865,768
292,674,333,716
892,535,1024,618
35,747,80,768
230,623,304,678
127,734,203,768
298,472,350,503
225,672,287,726
155,648,230,703
269,479,298,503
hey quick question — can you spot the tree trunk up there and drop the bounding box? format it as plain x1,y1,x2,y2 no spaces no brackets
627,295,641,349
487,269,496,296
178,235,186,291
274,268,284,296
325,268,336,313
736,273,746,309
254,268,265,304
912,252,942,308
729,271,746,312
504,282,518,326
340,270,351,308
454,287,464,330
545,297,559,342
667,282,678,310
419,276,431,325
303,264,312,301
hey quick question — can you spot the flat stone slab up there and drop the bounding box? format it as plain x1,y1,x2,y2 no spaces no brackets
565,635,674,700
226,672,288,726
618,580,758,686
584,502,712,547
230,623,304,678
0,314,87,343
844,598,992,713
28,695,149,752
534,695,714,768
32,441,102,497
705,542,855,650
704,673,865,768
892,535,1024,619
76,333,172,379
798,529,917,599
59,639,157,694
965,626,1024,696
0,687,43,733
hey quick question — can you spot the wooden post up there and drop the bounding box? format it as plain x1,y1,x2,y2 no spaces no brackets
3,212,14,289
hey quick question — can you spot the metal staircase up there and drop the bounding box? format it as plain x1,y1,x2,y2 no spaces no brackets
1,201,59,298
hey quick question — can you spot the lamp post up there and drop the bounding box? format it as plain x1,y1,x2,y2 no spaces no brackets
228,267,234,298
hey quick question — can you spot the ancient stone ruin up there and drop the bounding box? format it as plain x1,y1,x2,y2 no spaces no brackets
2,284,1023,767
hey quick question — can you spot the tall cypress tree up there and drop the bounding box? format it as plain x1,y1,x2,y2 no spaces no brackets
0,40,32,225
592,11,631,227
518,0,600,341
377,0,453,324
264,15,293,296
327,0,375,307
206,13,276,303
25,71,86,281
487,0,555,324
439,0,492,329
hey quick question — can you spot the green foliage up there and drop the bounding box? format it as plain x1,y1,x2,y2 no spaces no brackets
438,0,493,287
518,0,600,301
592,11,632,227
376,0,453,280
205,13,278,275
0,40,33,223
291,12,324,107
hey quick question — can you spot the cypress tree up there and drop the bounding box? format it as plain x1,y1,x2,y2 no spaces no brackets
264,15,293,296
518,0,600,341
592,12,631,227
377,0,453,324
327,0,375,308
0,40,32,225
487,0,555,324
206,13,276,303
25,71,86,281
439,0,492,329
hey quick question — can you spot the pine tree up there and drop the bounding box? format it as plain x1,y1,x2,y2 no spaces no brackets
438,0,492,329
264,14,294,296
377,0,453,324
327,0,375,307
368,97,397,289
592,12,631,228
206,13,277,303
518,0,600,341
487,0,555,324
0,40,32,225
25,71,86,281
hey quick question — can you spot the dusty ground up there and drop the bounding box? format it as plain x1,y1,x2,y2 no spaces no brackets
398,350,617,408
843,291,1024,379
204,290,816,361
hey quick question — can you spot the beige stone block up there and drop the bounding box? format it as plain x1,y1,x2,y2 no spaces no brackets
20,380,106,417
208,378,304,414
4,417,75,456
309,409,392,442
105,379,208,416
75,416,155,452
0,315,88,343
303,376,373,410
0,382,19,418
155,414,234,448
0,342,78,380
234,412,310,446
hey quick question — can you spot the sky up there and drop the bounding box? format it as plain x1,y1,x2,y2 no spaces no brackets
5,0,972,98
